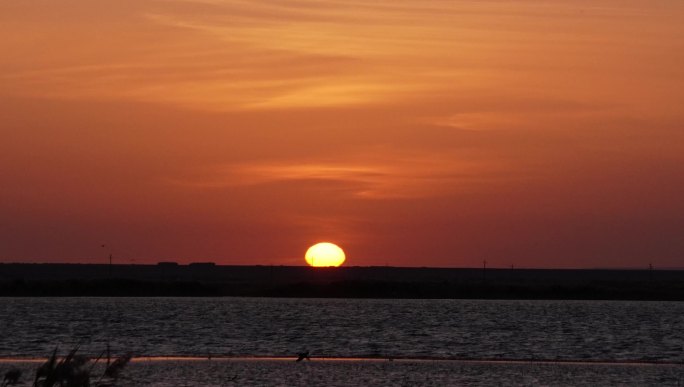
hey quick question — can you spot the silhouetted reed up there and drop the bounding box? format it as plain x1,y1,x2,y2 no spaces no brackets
32,346,132,387
102,353,131,379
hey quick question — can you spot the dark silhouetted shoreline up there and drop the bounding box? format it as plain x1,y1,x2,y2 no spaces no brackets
1,264,683,300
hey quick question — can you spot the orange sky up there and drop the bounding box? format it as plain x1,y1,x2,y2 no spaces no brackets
1,0,683,267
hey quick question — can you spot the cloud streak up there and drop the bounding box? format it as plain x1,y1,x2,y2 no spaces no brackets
5,0,680,112
166,149,514,199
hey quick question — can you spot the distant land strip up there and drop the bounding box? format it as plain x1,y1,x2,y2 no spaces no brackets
0,264,683,300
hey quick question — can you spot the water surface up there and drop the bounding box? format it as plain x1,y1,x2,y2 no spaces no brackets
1,298,682,363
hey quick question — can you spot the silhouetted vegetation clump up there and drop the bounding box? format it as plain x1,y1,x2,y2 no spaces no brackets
30,346,131,387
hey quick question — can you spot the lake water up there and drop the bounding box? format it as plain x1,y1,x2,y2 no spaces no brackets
3,358,683,386
1,298,683,385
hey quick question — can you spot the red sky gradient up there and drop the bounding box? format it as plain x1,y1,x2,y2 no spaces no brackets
1,1,683,268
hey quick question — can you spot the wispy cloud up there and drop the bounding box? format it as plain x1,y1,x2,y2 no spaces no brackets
6,0,671,111
167,149,512,199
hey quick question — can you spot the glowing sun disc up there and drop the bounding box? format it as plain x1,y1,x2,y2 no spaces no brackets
305,243,346,267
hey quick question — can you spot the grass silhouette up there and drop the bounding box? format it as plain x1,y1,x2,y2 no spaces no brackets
31,346,131,387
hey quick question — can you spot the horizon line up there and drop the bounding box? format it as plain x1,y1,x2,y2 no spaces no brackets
1,262,682,271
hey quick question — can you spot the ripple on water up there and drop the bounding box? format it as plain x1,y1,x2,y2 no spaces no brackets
0,298,682,363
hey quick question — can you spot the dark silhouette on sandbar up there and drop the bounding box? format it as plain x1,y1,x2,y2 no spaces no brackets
296,351,311,362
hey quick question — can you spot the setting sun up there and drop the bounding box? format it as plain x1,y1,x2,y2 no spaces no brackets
305,243,346,267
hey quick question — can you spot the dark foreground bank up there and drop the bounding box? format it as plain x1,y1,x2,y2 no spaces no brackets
2,358,683,387
0,358,684,386
1,264,683,300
